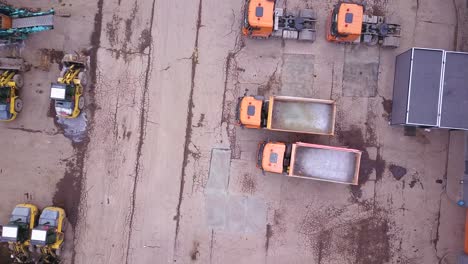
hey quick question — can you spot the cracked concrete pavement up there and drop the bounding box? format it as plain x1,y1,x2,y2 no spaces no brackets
0,0,467,263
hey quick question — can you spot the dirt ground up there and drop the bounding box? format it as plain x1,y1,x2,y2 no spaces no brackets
0,0,467,263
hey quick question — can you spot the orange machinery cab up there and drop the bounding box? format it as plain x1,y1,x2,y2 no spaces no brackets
242,0,275,38
326,3,363,43
258,142,286,174
238,96,264,128
0,14,12,29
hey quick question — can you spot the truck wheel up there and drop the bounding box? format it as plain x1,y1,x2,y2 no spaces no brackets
13,74,24,89
14,99,23,113
298,30,316,42
78,97,85,110
78,72,88,86
299,9,317,20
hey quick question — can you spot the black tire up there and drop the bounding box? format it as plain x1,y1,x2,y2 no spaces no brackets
78,97,85,110
62,218,68,232
14,98,23,113
13,74,24,89
78,72,88,86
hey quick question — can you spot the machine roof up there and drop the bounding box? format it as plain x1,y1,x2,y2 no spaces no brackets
247,0,274,29
337,3,363,35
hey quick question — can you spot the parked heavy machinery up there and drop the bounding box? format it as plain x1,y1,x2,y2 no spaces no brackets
0,4,54,43
0,204,39,263
0,57,27,121
30,207,66,264
50,54,88,118
326,1,401,47
242,0,317,41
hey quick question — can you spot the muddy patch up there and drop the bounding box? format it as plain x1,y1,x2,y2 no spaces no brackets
53,144,86,229
299,203,392,263
0,243,10,263
389,164,407,181
39,49,65,70
381,97,392,121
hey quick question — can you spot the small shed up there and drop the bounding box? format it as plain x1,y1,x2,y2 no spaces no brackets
391,48,468,130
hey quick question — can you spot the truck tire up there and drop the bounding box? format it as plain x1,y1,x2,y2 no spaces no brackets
298,30,316,42
78,72,88,86
299,9,317,20
13,74,24,89
14,99,23,113
78,97,85,110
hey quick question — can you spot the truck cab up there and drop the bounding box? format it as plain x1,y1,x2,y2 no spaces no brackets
237,96,268,128
242,0,275,38
326,2,363,43
257,141,291,174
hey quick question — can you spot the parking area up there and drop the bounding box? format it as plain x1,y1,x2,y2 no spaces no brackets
0,0,467,263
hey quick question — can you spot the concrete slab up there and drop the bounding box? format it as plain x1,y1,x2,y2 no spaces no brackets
206,149,231,192
342,45,380,97
280,54,315,97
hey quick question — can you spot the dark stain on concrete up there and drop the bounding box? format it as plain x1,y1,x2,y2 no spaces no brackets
345,216,391,264
389,164,407,181
190,241,200,261
240,173,256,194
315,229,332,264
265,224,273,253
381,97,392,115
138,28,152,53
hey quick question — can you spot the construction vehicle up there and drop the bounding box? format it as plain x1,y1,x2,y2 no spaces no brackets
50,54,88,118
1,204,39,263
237,95,336,135
257,142,362,185
30,207,66,263
0,57,27,121
326,1,401,47
0,4,54,43
242,0,317,41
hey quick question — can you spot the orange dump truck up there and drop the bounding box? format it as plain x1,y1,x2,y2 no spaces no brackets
257,142,362,185
237,95,336,135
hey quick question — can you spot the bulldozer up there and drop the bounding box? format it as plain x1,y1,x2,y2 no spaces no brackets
326,1,401,47
0,204,39,263
242,0,317,41
0,57,27,121
0,4,54,43
30,207,66,264
50,54,88,118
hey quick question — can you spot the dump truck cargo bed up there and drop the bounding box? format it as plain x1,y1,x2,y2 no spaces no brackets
267,96,336,135
289,143,361,185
